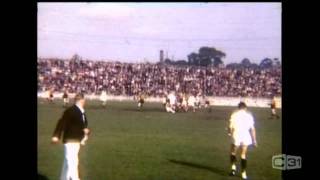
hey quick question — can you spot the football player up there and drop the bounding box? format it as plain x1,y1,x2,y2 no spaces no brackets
47,88,54,104
227,102,257,180
176,93,183,112
162,94,168,108
205,99,210,108
181,94,188,112
62,90,69,107
188,94,196,112
195,93,201,110
269,97,280,119
166,91,176,113
100,90,108,107
138,93,145,109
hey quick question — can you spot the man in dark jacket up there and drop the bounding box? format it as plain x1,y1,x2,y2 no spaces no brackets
51,93,90,180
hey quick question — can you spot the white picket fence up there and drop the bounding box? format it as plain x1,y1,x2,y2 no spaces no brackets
37,92,281,108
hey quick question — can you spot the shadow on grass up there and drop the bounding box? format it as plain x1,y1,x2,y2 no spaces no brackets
38,173,49,180
168,159,227,176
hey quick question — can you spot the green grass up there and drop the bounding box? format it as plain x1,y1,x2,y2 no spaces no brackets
38,99,282,180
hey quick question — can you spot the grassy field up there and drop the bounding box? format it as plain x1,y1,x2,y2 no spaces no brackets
38,99,282,180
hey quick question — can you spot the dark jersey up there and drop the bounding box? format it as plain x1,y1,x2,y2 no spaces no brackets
271,101,276,109
139,96,144,104
63,93,68,99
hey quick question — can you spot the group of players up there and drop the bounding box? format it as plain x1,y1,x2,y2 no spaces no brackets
46,89,279,120
163,92,210,113
135,91,210,113
138,91,280,120
46,90,70,107
45,88,280,179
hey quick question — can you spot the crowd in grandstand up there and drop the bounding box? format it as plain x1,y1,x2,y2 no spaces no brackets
38,58,281,98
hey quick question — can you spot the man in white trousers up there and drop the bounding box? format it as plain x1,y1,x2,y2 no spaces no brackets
51,93,90,180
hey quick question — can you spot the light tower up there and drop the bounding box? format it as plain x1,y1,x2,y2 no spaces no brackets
160,50,164,63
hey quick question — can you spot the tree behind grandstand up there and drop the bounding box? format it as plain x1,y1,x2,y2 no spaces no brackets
187,47,226,67
71,54,82,61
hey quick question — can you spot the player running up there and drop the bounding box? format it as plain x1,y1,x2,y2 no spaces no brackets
227,102,257,180
166,91,176,113
188,94,196,112
176,93,183,112
269,97,280,119
181,94,188,112
62,90,69,107
195,94,201,110
138,93,145,109
47,88,54,104
204,97,210,108
100,90,108,107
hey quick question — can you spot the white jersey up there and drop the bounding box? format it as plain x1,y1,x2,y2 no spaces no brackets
168,94,176,105
195,96,200,104
100,91,108,102
200,96,206,106
47,91,52,98
188,96,196,106
229,110,254,146
162,97,167,104
182,97,188,106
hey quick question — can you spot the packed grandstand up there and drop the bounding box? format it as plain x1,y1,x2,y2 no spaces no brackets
38,58,281,98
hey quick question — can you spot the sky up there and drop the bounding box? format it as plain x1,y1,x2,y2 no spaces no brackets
37,2,281,64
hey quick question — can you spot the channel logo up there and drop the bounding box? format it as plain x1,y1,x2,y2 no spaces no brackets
272,154,302,170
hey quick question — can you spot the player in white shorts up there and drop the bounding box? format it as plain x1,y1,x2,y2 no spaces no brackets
227,102,257,180
166,92,176,113
137,94,145,110
181,94,188,112
100,90,108,107
188,95,196,112
47,89,54,104
165,101,175,113
195,94,200,110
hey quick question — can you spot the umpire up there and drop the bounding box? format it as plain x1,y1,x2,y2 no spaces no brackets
51,93,90,180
